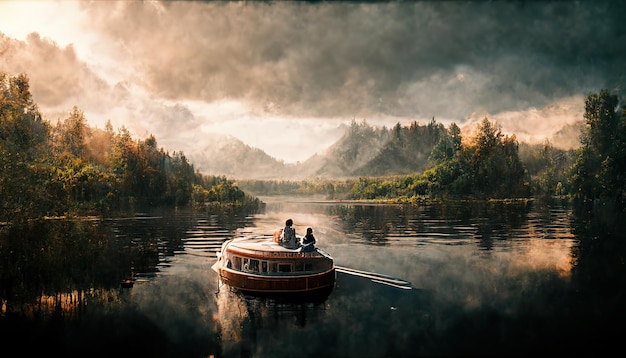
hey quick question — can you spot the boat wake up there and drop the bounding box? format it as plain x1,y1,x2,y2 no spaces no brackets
334,265,412,290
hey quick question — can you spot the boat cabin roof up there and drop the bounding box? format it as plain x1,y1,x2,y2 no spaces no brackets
225,236,331,261
231,236,295,252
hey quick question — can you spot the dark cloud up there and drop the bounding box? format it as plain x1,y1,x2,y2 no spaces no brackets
2,1,624,163
85,1,626,119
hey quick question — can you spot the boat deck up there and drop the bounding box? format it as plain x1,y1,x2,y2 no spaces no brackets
225,236,331,259
230,236,294,252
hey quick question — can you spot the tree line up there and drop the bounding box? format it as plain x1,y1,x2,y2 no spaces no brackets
3,70,624,220
0,72,262,222
239,90,625,216
238,118,567,201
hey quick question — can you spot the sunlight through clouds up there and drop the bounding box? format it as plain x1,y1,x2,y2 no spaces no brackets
0,1,83,47
1,0,623,165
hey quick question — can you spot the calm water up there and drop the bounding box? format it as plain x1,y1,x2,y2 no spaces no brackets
1,197,597,356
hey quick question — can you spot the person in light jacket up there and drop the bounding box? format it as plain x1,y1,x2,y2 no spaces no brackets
281,218,299,249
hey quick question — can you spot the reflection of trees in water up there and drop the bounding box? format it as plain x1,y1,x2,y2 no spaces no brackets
330,201,533,249
4,201,626,355
0,205,256,356
331,204,396,244
326,199,626,354
0,206,255,319
0,219,120,318
570,204,626,316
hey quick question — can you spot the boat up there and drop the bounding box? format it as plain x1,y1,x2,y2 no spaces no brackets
211,234,336,298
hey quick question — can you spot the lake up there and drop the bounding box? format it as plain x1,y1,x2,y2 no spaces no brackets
0,197,619,357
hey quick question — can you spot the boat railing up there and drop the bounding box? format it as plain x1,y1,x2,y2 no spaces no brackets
315,248,333,260
227,269,331,277
230,247,326,259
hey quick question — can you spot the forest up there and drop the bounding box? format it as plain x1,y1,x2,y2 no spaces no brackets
0,72,262,223
2,70,625,224
239,90,625,216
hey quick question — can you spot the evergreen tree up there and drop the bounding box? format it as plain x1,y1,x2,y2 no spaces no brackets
570,89,626,211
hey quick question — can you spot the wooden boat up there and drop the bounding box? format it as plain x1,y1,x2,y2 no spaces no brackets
212,235,336,298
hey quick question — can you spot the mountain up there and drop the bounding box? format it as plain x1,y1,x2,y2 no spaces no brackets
299,120,447,179
189,134,295,180
188,120,443,180
299,121,393,178
189,119,583,180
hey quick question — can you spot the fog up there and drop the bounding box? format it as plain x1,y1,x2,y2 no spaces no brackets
106,199,577,356
1,1,624,164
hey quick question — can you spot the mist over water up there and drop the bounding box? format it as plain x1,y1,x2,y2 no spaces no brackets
146,199,576,356
1,198,588,356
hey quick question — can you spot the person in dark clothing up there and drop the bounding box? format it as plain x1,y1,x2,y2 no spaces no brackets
301,227,316,252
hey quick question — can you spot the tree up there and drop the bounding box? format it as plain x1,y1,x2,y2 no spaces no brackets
0,72,51,220
570,89,625,211
429,122,463,164
56,106,89,158
451,118,529,198
449,122,462,152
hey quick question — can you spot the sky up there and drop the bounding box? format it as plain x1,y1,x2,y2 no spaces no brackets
1,0,625,165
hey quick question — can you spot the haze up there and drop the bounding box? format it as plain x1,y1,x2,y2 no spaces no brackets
1,1,624,166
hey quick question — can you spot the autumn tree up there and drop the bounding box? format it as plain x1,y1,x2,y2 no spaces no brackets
51,106,89,159
463,118,529,198
0,72,52,220
423,118,529,199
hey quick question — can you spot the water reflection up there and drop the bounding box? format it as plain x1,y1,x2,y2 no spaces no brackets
104,207,256,282
329,199,572,249
4,198,622,357
215,287,332,357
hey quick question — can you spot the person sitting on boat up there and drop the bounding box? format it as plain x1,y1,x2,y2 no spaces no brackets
281,218,299,249
301,227,316,252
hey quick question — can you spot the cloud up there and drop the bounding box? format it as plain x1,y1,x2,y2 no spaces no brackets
1,0,624,164
0,32,108,110
84,1,626,119
462,95,586,150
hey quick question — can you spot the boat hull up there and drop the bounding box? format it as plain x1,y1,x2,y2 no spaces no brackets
217,267,336,295
213,235,336,299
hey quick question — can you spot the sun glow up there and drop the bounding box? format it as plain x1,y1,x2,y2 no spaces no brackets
0,1,84,46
